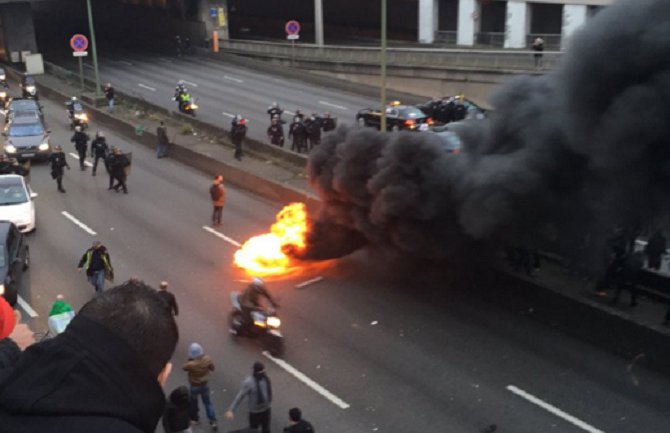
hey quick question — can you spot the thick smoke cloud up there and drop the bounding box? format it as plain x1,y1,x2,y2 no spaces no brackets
304,0,670,267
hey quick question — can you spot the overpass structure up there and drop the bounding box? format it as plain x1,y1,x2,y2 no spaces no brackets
0,0,55,64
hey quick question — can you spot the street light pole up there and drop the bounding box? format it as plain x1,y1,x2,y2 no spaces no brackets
380,0,388,131
86,0,102,98
314,0,324,46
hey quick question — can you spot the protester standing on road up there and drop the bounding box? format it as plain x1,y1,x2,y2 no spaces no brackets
209,176,225,226
90,131,109,176
267,117,285,147
0,281,179,433
104,82,115,113
162,386,192,433
110,147,130,194
224,361,273,433
283,408,314,433
49,145,70,193
644,230,666,271
183,343,218,430
157,121,170,159
231,118,248,161
533,37,545,69
77,240,114,293
157,281,179,316
71,126,90,170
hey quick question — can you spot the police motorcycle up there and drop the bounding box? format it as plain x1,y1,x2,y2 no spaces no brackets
229,291,284,357
21,76,38,100
172,83,198,117
66,97,89,130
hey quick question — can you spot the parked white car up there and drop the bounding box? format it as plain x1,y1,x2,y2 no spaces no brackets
0,174,36,233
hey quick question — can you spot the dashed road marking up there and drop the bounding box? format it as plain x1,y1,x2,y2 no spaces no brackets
202,226,241,247
181,80,198,87
223,75,244,83
68,153,93,167
319,101,348,111
62,211,97,236
506,385,605,433
263,351,350,410
138,83,156,92
116,60,133,66
296,276,324,289
17,295,38,318
222,112,235,118
285,110,295,116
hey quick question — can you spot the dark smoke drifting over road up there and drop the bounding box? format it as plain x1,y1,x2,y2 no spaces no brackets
304,0,670,266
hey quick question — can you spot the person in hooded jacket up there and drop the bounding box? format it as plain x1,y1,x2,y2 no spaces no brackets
162,386,192,433
224,361,273,433
0,280,179,433
90,131,109,176
183,342,217,429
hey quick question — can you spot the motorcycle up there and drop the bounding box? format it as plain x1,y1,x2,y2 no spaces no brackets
229,292,284,357
173,95,198,117
67,102,89,130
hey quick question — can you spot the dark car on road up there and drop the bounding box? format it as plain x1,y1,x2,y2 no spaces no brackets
5,98,44,124
356,103,433,132
417,96,487,124
0,221,29,306
3,115,51,161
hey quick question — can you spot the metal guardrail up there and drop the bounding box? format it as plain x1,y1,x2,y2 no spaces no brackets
220,39,563,72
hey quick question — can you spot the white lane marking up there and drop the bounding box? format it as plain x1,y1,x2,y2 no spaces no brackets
285,110,295,116
62,211,97,236
263,351,350,409
202,226,241,247
223,75,244,83
506,385,605,433
68,153,93,167
138,83,156,92
319,101,348,111
117,60,133,66
296,276,324,289
161,58,174,63
181,80,198,88
222,112,235,118
17,295,38,318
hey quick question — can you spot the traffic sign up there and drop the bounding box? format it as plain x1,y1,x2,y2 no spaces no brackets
285,20,301,36
70,34,88,52
209,7,217,18
73,51,88,57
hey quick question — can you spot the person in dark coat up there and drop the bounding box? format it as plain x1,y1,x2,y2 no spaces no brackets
284,407,314,433
321,112,336,132
267,102,283,123
532,37,545,69
231,118,248,161
267,117,285,147
104,83,115,113
644,230,666,271
90,131,109,176
70,126,90,170
611,251,644,307
305,116,321,151
49,145,70,193
157,281,179,316
0,280,179,433
110,147,130,194
162,386,192,433
289,117,307,153
156,121,170,159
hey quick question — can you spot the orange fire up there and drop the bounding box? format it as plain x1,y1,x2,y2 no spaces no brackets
234,203,309,276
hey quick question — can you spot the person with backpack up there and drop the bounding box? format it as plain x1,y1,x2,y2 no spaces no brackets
210,176,225,226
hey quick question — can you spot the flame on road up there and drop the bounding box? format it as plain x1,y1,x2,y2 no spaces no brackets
234,203,309,276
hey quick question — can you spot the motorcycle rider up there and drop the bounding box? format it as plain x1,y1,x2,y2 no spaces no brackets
178,89,192,112
70,126,90,170
65,96,79,120
90,131,109,176
240,278,278,328
267,102,283,123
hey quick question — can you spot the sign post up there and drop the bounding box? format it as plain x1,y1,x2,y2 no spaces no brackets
285,20,301,68
70,34,89,93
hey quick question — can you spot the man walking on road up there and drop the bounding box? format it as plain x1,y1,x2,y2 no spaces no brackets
71,126,90,170
225,361,273,433
49,145,70,193
157,281,179,316
183,342,218,430
110,147,130,194
157,121,170,158
77,241,114,293
90,131,109,176
210,176,225,226
104,82,115,113
231,118,248,161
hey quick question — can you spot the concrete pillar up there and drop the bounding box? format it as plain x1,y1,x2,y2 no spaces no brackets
561,4,587,50
1,3,38,63
418,0,439,44
457,0,480,46
504,0,529,49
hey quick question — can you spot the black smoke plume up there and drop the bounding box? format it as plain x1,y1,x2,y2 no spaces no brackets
304,0,670,268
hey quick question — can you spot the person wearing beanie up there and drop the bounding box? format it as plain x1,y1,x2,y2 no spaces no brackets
162,386,192,433
182,343,217,429
224,361,273,433
284,407,314,433
209,176,225,226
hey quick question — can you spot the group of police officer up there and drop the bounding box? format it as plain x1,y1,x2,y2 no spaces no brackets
266,103,336,153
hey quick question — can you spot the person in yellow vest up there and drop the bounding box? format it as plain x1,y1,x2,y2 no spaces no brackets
77,241,114,293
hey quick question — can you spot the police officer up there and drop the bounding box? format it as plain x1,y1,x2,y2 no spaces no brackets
105,147,117,190
267,102,283,123
70,126,89,170
322,112,336,132
49,145,70,193
231,118,248,161
305,115,322,150
267,117,285,147
90,131,109,176
289,116,307,153
109,147,130,194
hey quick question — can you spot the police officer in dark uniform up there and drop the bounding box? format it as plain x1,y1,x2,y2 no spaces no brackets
289,117,307,153
105,147,118,190
305,115,322,151
110,147,130,194
49,145,70,193
267,102,283,123
70,126,89,170
90,131,109,176
321,112,337,132
267,117,285,147
231,118,248,161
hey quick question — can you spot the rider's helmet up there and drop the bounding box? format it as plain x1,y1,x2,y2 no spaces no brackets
271,102,278,108
74,126,81,132
251,277,265,289
96,131,104,138
71,96,77,101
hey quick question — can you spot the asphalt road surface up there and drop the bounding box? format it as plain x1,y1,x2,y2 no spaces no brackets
47,50,378,148
8,89,670,433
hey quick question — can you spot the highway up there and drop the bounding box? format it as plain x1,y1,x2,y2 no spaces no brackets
48,50,378,149
8,83,670,433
